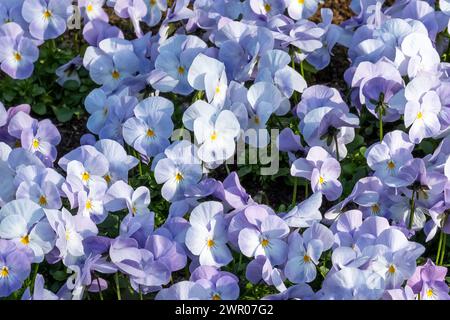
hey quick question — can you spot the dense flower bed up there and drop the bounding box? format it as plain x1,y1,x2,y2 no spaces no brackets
0,0,449,300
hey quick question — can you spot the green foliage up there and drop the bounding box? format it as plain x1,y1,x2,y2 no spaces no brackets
0,39,95,122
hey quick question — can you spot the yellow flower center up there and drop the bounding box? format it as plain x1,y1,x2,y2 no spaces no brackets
371,204,380,214
177,66,185,74
0,266,9,278
175,172,184,182
212,294,221,300
13,52,22,61
387,160,395,170
132,206,137,215
65,230,71,240
298,0,304,4
112,70,120,79
388,265,396,274
32,138,39,149
150,0,156,5
319,176,325,184
210,132,218,141
146,129,155,137
207,239,215,248
86,3,93,12
81,171,90,182
215,86,221,94
43,9,52,19
38,195,47,206
104,174,111,183
85,200,93,210
254,116,260,125
261,239,270,247
303,255,311,263
426,288,434,298
264,3,271,12
20,235,30,245
416,112,423,119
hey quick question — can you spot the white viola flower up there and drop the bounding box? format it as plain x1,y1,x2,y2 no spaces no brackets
193,110,240,164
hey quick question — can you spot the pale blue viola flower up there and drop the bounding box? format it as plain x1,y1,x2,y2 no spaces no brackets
194,109,240,165
46,207,98,263
284,223,334,283
97,92,138,144
109,237,171,292
114,0,147,37
190,265,240,300
154,140,202,202
185,201,233,268
149,34,207,95
79,0,108,22
238,206,289,266
84,88,121,135
399,32,440,78
306,9,343,70
83,38,140,92
119,210,154,247
143,0,166,27
155,281,209,300
365,228,425,289
188,53,228,107
216,20,274,82
162,0,194,25
0,199,55,263
0,22,39,79
8,111,61,166
318,267,385,300
15,165,64,209
77,181,108,224
82,19,124,46
56,56,83,87
95,139,139,185
104,180,151,217
22,274,58,300
0,239,32,298
256,49,307,99
122,96,174,158
282,192,322,228
404,76,442,144
291,146,343,201
287,0,319,20
249,0,286,19
65,157,109,194
22,0,73,40
0,0,28,31
246,81,282,147
366,130,415,187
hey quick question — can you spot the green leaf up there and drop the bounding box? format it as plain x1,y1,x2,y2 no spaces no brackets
31,86,45,97
32,103,47,115
63,80,80,91
52,106,74,122
51,270,67,281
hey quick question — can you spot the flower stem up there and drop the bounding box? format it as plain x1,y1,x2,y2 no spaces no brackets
96,277,103,301
334,134,340,161
114,273,121,300
139,286,143,300
439,233,447,265
408,190,416,230
225,163,231,175
292,178,298,206
378,108,383,142
304,180,309,198
30,263,39,294
436,230,443,265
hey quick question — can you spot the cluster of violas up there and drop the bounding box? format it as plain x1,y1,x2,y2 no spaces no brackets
0,0,450,300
